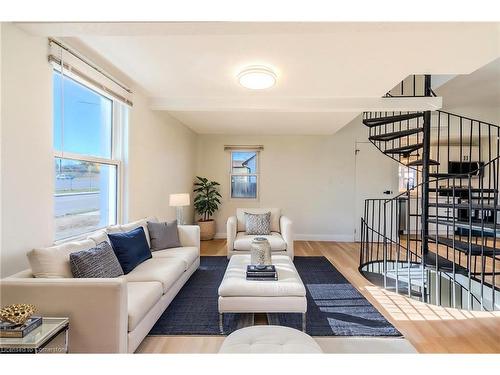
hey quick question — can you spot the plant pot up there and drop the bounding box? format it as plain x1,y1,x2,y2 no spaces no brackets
198,219,216,241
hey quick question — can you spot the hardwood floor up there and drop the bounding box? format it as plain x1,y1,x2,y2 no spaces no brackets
136,240,500,354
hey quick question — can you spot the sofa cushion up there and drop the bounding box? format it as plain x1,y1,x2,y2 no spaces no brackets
70,242,124,278
108,227,152,274
123,258,186,293
87,230,110,246
236,208,281,233
151,246,199,270
127,281,163,332
120,217,157,248
27,239,96,278
233,232,287,251
147,220,181,251
102,217,158,248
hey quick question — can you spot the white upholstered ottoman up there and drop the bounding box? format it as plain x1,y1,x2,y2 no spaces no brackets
218,254,307,333
218,325,323,353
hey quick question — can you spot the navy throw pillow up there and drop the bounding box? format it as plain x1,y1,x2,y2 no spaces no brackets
108,227,152,274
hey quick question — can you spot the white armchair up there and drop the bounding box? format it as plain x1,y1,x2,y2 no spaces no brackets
227,208,294,260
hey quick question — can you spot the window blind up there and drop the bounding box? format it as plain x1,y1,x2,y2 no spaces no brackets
48,38,133,107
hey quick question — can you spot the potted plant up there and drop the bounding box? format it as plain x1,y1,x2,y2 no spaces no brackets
193,176,222,240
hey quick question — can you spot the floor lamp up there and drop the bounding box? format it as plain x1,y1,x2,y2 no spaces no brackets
169,193,190,225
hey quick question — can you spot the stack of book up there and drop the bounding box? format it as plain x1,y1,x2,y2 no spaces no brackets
246,265,278,281
0,316,42,338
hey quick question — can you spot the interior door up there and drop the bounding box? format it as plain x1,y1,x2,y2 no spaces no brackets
354,142,399,241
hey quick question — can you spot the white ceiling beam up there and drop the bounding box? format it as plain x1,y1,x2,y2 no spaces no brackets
150,96,442,112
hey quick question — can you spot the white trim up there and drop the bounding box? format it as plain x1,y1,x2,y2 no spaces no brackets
214,232,355,242
53,226,107,245
54,151,120,167
294,234,355,242
150,96,442,112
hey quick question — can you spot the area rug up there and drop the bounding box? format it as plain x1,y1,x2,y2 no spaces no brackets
148,256,402,337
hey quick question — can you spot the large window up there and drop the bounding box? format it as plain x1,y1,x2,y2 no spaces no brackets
53,70,123,240
230,151,258,199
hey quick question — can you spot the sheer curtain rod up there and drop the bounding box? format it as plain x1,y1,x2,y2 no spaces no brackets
224,145,264,151
48,38,132,94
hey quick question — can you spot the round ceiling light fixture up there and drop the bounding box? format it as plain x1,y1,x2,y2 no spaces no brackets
237,65,277,90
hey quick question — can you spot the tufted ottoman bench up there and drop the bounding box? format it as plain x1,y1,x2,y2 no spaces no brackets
218,325,323,353
218,254,307,333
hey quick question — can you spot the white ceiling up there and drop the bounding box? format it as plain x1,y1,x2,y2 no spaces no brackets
18,22,500,135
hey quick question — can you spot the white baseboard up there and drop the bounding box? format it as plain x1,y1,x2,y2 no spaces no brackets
213,232,354,242
295,234,354,242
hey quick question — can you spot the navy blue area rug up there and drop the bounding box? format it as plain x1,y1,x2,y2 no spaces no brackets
148,256,401,337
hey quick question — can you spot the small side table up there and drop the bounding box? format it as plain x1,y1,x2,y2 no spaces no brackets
0,317,69,354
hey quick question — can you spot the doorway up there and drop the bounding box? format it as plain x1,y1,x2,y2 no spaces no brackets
354,142,399,241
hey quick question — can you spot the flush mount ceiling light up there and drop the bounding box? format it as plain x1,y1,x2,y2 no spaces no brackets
237,65,277,90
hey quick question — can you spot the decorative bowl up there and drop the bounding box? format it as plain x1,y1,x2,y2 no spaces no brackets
0,304,36,325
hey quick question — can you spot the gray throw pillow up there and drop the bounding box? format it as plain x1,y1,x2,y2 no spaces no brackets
147,220,181,251
70,241,124,278
245,212,271,235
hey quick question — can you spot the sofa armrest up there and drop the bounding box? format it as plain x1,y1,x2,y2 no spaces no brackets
178,225,200,251
0,277,128,353
226,216,237,257
280,216,294,260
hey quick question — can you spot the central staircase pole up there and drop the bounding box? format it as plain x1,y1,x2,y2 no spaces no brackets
421,75,432,261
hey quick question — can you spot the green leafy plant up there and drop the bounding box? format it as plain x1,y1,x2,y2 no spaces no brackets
193,176,222,221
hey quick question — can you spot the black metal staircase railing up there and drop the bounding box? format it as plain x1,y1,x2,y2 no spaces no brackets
359,75,500,311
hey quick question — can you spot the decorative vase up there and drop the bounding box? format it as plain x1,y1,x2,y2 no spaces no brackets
250,237,272,266
198,220,216,241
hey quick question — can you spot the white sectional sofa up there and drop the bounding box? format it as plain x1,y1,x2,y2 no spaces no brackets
0,218,200,353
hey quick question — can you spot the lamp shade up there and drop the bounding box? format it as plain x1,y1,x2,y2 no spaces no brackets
169,193,190,207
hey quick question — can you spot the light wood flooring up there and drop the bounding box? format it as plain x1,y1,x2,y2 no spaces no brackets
136,240,500,354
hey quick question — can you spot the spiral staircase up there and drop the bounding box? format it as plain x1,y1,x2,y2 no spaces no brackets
359,75,500,311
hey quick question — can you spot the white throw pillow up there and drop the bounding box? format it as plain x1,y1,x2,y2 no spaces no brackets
87,230,110,246
27,239,96,278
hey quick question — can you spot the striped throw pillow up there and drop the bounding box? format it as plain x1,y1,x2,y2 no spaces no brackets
70,241,124,278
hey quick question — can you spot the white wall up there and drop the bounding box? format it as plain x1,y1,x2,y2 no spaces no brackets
0,23,198,277
442,105,500,125
1,23,3,279
195,117,373,241
1,23,54,277
127,92,197,223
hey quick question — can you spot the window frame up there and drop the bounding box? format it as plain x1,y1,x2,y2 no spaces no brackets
53,68,124,242
229,150,260,200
